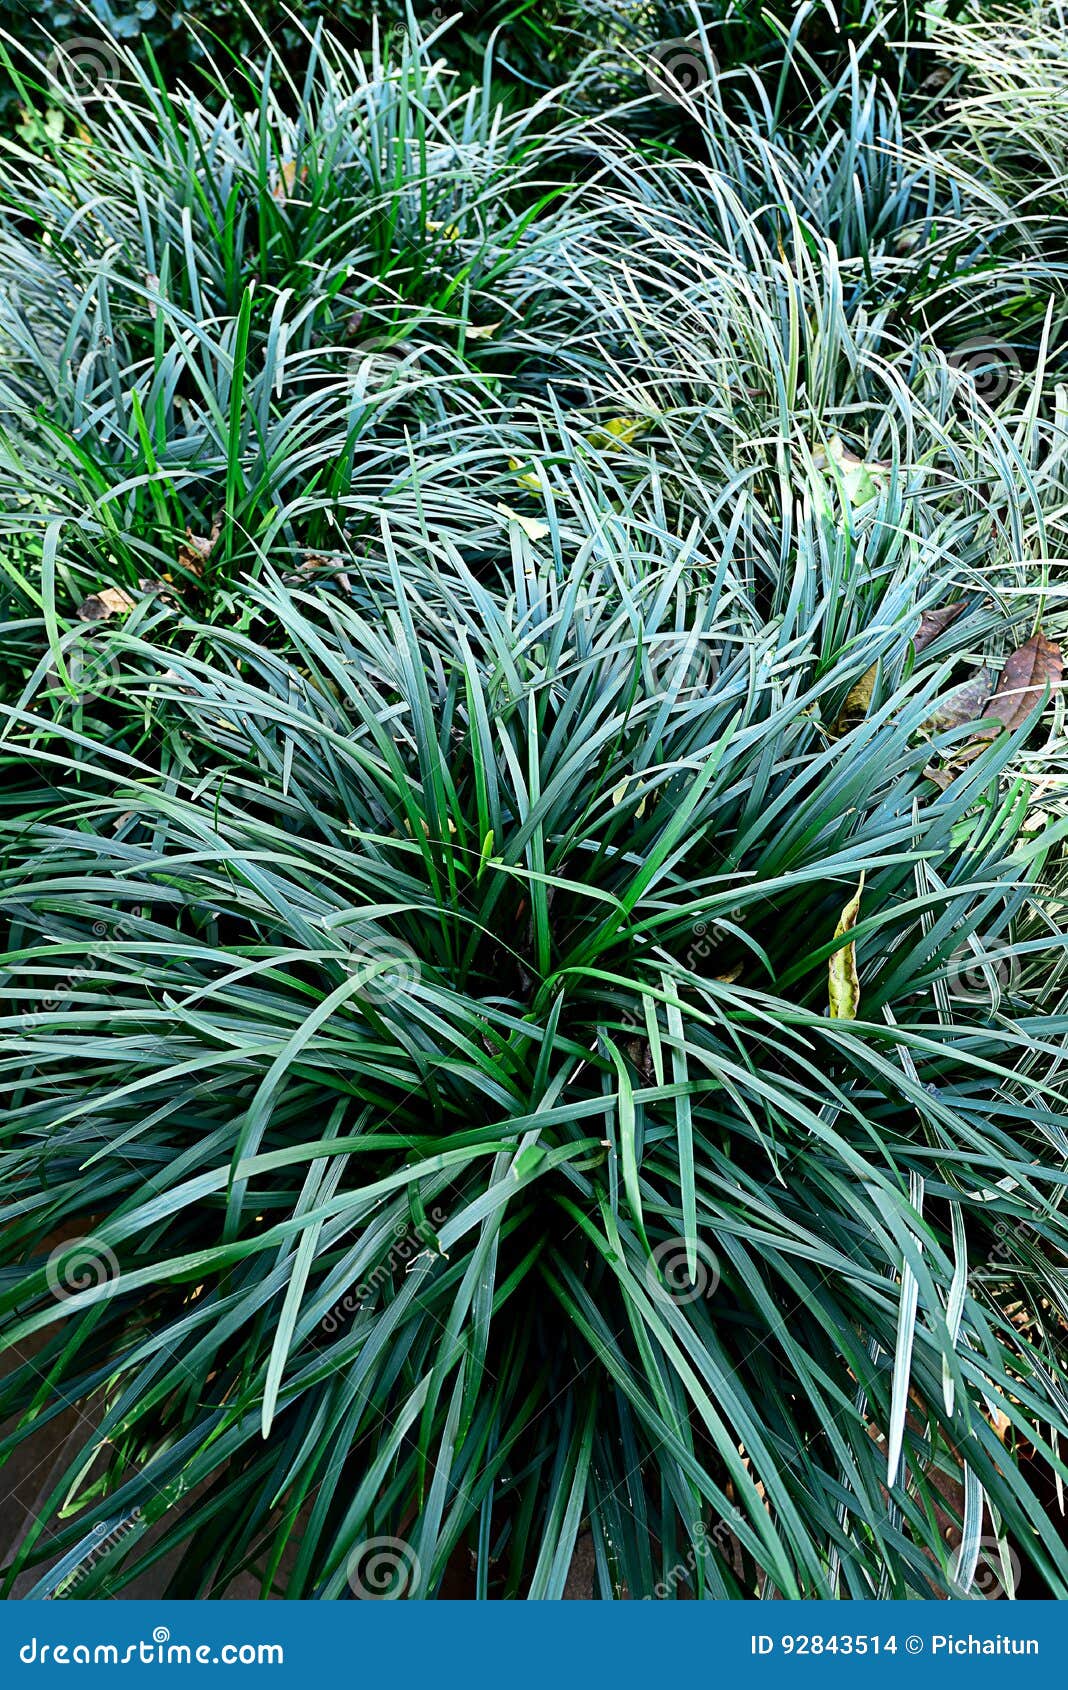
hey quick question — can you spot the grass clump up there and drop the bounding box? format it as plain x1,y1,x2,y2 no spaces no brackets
1,6,1066,1600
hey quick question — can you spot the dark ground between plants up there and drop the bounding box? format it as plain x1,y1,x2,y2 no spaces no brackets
0,1,1067,1601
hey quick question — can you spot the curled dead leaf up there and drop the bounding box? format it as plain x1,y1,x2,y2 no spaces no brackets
509,458,544,492
273,159,308,202
835,664,877,735
924,632,1061,783
175,520,222,580
945,633,1063,769
828,874,865,1019
587,416,648,450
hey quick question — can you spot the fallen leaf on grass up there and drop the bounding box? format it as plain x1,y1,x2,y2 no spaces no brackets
586,416,648,450
924,633,1061,784
496,503,549,541
610,777,647,817
925,665,995,733
834,603,966,734
813,435,889,506
835,664,877,734
913,602,965,654
508,458,545,492
76,586,135,622
273,159,308,202
175,520,221,578
828,874,865,1019
978,633,1062,735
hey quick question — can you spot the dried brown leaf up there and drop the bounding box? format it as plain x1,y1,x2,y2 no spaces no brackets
835,663,877,734
982,633,1062,734
913,602,964,654
926,665,995,733
76,586,135,622
925,633,1061,781
176,520,221,580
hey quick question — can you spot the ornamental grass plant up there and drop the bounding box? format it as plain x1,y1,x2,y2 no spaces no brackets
0,3,1066,1600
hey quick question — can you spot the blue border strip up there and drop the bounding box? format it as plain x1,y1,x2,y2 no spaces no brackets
3,1601,1068,1687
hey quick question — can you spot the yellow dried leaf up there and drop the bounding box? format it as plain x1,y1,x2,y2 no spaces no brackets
508,458,544,492
587,416,648,450
828,873,865,1019
273,159,308,202
496,503,549,541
